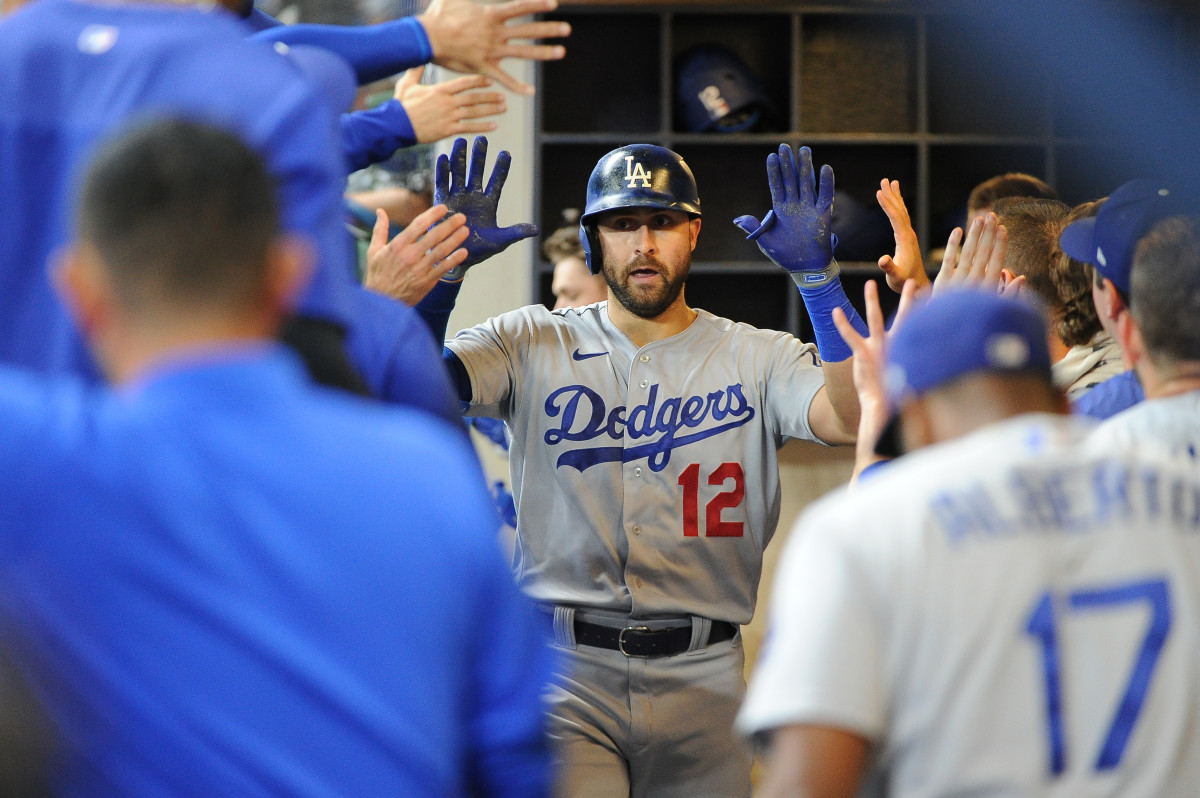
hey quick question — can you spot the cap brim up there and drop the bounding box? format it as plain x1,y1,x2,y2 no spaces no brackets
1059,216,1099,265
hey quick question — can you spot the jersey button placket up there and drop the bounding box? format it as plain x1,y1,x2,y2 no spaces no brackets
624,350,653,614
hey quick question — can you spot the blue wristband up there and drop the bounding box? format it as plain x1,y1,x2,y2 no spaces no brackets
794,268,867,363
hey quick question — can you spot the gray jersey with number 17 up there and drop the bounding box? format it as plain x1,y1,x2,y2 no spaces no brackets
739,414,1200,796
447,301,826,624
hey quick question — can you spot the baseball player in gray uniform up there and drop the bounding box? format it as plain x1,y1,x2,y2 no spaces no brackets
420,138,870,797
740,289,1200,797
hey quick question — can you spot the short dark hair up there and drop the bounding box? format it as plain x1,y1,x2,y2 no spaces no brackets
968,172,1058,218
995,197,1071,313
75,117,279,315
541,208,584,263
1130,215,1200,367
1051,199,1105,347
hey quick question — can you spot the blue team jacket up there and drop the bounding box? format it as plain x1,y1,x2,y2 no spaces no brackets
0,346,554,796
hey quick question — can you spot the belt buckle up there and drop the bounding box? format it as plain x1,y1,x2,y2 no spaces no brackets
618,625,655,658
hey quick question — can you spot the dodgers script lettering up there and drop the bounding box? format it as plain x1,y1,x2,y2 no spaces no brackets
543,383,755,472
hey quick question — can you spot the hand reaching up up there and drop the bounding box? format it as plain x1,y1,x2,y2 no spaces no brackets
875,178,930,294
419,0,571,96
933,212,1011,295
394,66,506,144
832,278,918,483
734,144,836,282
435,136,539,281
364,204,469,305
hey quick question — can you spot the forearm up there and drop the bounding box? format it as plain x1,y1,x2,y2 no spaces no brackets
849,397,888,484
248,18,433,85
339,100,416,173
756,725,867,798
819,357,860,443
794,269,865,364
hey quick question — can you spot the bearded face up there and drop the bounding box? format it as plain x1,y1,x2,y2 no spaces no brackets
602,251,690,319
594,209,697,320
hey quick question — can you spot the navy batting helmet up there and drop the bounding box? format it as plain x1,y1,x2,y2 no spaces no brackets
577,144,701,273
675,44,775,134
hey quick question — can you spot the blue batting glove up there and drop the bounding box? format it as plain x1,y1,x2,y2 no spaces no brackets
736,144,865,363
435,136,539,282
734,144,836,285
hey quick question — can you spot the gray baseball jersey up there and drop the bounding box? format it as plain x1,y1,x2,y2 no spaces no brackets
447,300,826,623
739,414,1200,795
1089,389,1200,462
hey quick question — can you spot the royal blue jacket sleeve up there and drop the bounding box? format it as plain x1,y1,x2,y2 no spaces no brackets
241,13,423,171
344,287,461,423
340,100,417,172
466,546,557,798
415,279,461,348
248,17,434,85
242,47,357,326
413,280,473,402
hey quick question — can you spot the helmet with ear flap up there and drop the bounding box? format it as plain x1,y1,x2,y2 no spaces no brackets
578,222,602,275
577,144,702,274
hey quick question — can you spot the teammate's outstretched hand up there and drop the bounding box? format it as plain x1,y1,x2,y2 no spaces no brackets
394,66,506,144
364,203,469,305
734,144,836,283
832,278,918,483
419,0,571,96
875,178,930,294
435,136,539,282
933,212,1009,294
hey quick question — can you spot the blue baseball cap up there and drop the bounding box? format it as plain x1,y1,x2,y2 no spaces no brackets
873,290,1051,458
1058,179,1177,295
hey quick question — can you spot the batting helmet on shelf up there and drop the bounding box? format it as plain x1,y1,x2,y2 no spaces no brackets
577,144,702,273
675,44,776,134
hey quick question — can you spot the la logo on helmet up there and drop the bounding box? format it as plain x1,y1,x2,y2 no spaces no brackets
624,156,652,188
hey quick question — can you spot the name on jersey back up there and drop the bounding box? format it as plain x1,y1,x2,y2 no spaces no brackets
932,461,1200,545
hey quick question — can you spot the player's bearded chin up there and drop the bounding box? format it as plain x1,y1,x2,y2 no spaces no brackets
603,253,689,319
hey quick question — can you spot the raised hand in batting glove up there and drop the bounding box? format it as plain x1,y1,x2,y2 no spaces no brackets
435,135,539,282
737,143,866,365
734,144,837,287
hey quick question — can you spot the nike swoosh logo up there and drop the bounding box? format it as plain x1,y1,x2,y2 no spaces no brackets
572,349,608,361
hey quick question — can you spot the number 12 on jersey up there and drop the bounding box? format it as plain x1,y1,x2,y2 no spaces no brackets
1024,577,1172,776
678,463,744,537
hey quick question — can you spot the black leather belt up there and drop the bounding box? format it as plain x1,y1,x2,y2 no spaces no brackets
574,619,738,658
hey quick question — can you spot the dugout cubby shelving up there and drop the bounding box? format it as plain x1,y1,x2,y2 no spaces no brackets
531,0,1197,338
